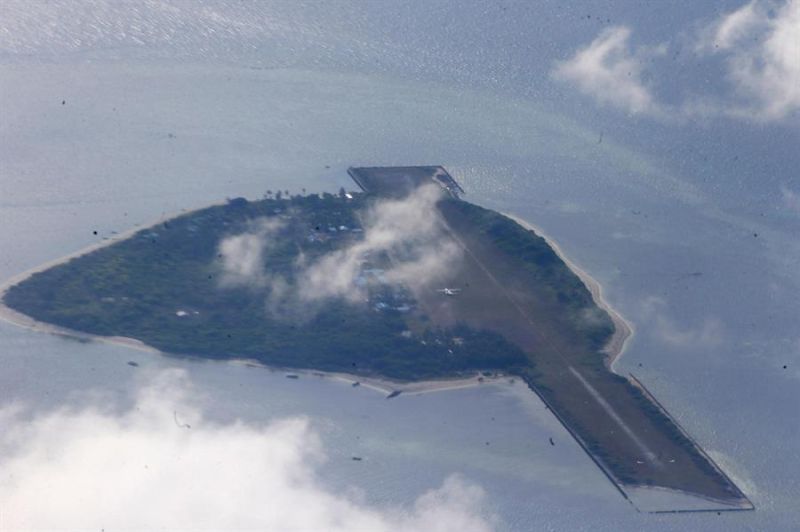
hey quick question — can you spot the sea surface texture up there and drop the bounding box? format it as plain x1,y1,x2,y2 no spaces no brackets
0,1,798,530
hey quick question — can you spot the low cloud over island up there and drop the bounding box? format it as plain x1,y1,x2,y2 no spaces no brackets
217,183,462,316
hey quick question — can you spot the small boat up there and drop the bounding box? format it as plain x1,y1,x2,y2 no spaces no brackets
285,374,299,379
386,390,401,399
351,456,363,461
352,381,360,387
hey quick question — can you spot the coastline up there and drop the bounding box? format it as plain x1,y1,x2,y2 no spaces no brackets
0,210,189,354
0,199,754,510
227,358,512,396
506,214,756,511
504,213,633,370
0,202,627,392
0,251,506,396
0,201,511,396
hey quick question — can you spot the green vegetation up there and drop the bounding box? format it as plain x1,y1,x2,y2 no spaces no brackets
3,193,528,381
2,178,748,504
441,199,615,354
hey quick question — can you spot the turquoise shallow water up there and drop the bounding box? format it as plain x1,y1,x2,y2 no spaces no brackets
1,9,798,527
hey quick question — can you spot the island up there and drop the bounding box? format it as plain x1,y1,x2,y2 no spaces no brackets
0,166,752,512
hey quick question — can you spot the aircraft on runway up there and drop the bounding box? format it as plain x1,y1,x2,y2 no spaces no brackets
436,288,461,296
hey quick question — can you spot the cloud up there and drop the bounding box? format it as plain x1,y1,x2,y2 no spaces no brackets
555,0,799,123
697,0,800,121
218,217,284,288
702,1,763,50
552,26,664,116
0,370,494,531
217,184,463,317
656,316,725,348
641,296,725,348
781,184,800,213
298,184,461,303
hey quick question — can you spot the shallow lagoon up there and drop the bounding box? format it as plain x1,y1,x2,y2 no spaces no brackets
1,60,798,530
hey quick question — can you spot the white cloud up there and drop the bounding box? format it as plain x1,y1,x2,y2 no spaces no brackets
0,370,494,531
555,1,799,123
218,217,284,288
641,296,725,348
781,184,800,213
700,0,800,121
704,1,763,50
656,316,725,348
217,184,463,317
298,184,462,304
552,26,664,116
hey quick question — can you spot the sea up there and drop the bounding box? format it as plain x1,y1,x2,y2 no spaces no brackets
1,2,798,530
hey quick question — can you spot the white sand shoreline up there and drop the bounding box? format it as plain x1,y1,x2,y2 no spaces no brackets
0,201,628,393
0,201,510,395
503,213,633,370
0,210,191,354
226,358,513,396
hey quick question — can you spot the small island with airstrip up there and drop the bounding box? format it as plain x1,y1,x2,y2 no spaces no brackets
0,166,752,513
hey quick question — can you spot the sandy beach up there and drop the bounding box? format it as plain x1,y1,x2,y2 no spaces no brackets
0,202,509,395
0,203,630,392
227,358,512,396
0,210,189,354
504,213,633,370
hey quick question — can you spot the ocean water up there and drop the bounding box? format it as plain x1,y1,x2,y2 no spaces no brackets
1,2,798,530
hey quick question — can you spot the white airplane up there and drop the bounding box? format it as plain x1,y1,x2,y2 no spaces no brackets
436,288,462,296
